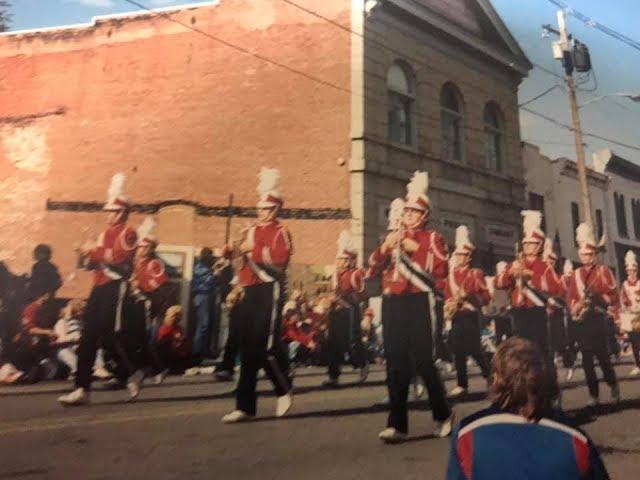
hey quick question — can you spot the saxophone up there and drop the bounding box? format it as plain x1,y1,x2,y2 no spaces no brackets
444,286,466,323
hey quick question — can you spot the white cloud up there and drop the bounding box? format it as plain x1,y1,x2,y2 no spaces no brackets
149,0,181,5
71,0,115,7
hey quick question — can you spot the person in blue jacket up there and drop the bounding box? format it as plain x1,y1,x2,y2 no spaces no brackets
447,337,609,480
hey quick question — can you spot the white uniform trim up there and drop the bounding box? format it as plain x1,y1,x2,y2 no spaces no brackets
458,413,588,445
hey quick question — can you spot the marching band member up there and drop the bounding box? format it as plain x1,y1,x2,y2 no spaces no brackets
129,216,174,384
368,171,453,443
567,223,620,406
220,167,293,423
495,211,562,356
490,261,512,345
620,250,640,376
443,226,491,397
322,230,368,387
59,173,141,406
561,259,578,381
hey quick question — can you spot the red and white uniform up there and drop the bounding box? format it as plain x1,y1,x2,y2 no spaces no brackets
89,223,137,287
566,264,618,316
368,228,448,296
134,257,168,294
332,267,366,305
620,279,640,312
494,257,563,308
443,266,491,313
228,220,292,288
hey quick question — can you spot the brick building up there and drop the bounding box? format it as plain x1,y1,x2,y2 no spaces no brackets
0,0,530,298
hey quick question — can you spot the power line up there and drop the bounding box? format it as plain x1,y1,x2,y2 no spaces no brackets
518,84,561,107
547,0,640,53
120,0,515,140
521,107,640,152
122,0,640,154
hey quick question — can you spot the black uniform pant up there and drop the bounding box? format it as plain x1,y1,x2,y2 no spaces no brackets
327,305,365,380
76,281,135,390
234,282,290,416
451,310,490,389
494,314,512,345
630,331,640,368
512,306,550,357
382,293,451,434
434,297,453,363
124,296,164,376
576,312,617,398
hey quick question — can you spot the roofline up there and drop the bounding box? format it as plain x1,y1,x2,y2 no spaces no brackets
476,0,533,70
386,0,532,75
0,1,219,37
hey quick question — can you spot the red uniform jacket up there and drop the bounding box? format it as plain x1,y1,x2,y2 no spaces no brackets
494,257,562,309
332,267,366,305
368,228,448,296
89,223,137,287
566,264,618,318
620,279,640,312
227,221,292,288
134,256,169,294
443,266,490,313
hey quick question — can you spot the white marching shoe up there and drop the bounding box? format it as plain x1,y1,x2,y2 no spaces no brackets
154,369,169,386
58,388,90,406
587,395,600,407
630,367,640,376
435,412,455,438
412,381,426,400
276,393,293,418
126,370,145,401
222,410,254,424
448,386,467,398
378,427,407,444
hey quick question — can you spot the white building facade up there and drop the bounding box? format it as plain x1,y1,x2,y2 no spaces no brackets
522,143,617,274
592,149,640,278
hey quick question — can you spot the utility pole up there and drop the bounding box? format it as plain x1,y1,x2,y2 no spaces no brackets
545,11,594,230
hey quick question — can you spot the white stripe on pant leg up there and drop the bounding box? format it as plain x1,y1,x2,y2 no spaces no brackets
267,282,280,350
114,281,127,332
266,281,289,393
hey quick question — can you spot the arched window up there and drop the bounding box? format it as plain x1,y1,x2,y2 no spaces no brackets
387,62,415,146
484,102,504,171
440,83,464,162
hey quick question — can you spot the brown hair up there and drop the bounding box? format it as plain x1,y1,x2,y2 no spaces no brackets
489,337,559,420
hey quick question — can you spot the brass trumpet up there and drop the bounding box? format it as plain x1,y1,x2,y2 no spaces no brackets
444,286,466,323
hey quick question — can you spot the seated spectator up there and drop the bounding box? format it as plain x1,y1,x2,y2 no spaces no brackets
282,301,316,366
360,308,382,365
156,305,190,373
447,337,609,480
51,299,110,380
0,295,56,384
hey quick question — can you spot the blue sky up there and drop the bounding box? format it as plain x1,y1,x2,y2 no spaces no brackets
5,0,640,162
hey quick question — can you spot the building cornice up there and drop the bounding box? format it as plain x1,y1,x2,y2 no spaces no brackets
384,0,531,75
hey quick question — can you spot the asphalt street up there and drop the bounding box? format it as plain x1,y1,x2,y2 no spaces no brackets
1,362,639,479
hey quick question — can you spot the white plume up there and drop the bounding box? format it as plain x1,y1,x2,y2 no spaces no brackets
576,222,594,245
257,167,280,196
137,216,156,241
454,225,471,250
406,171,429,197
337,230,353,253
563,259,573,275
496,261,507,275
107,172,127,202
388,198,404,230
521,210,542,235
625,250,637,268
